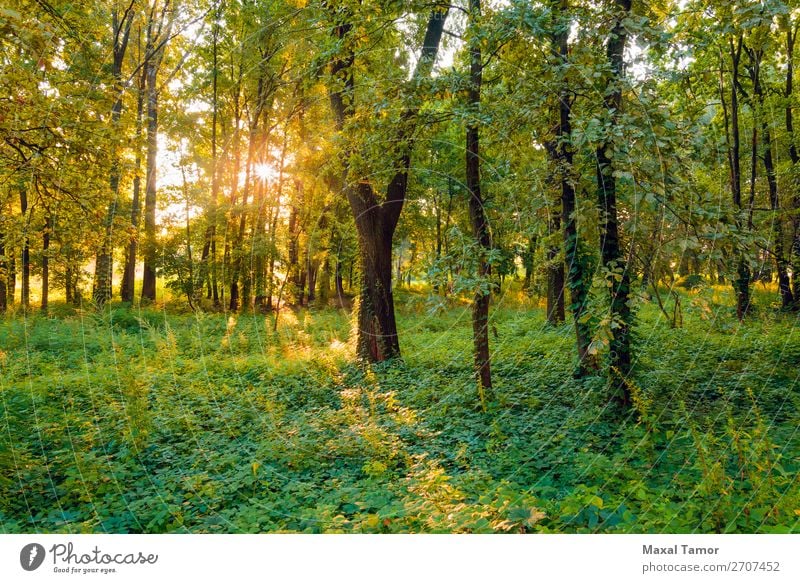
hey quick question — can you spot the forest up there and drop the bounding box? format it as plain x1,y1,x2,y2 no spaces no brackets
0,0,799,534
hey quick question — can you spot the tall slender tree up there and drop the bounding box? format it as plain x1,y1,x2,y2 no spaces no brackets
466,0,493,403
93,1,136,305
549,0,594,372
141,0,174,302
783,14,800,308
596,0,633,404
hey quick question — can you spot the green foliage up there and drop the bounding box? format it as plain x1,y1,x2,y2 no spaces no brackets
3,0,800,537
1,287,797,533
678,274,705,290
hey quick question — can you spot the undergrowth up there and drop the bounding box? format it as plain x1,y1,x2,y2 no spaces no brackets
0,285,798,533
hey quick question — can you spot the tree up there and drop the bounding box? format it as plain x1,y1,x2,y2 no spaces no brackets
121,32,146,303
548,0,594,371
325,3,449,361
466,0,494,403
596,0,634,405
92,0,136,305
782,12,800,308
141,0,174,302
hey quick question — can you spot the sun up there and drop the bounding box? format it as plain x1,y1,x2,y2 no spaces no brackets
254,162,277,182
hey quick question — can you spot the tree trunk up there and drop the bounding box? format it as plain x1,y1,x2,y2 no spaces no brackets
549,0,594,373
121,63,145,302
65,264,74,305
253,179,268,310
41,214,50,312
348,260,354,291
220,78,243,312
94,8,135,305
356,217,400,359
597,0,633,405
763,127,793,307
228,60,266,312
784,22,800,307
335,258,345,299
181,166,195,306
141,53,159,301
20,188,30,311
522,235,535,293
306,252,317,304
546,213,565,325
198,3,221,308
7,250,15,305
229,131,256,312
395,245,403,290
265,132,288,310
0,226,6,312
723,37,750,320
140,5,173,302
465,0,493,401
433,187,443,294
326,6,448,362
288,195,302,303
678,241,690,277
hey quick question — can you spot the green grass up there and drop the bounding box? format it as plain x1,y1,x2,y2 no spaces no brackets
1,285,799,533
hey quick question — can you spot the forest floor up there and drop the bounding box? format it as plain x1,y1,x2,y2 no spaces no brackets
1,284,799,533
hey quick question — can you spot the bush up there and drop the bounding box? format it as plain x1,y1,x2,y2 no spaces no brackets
677,274,704,290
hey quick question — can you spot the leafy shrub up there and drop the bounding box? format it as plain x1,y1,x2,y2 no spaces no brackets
0,295,797,533
677,274,704,290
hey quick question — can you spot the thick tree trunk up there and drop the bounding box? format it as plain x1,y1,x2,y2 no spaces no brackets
319,258,331,304
355,213,400,360
597,0,633,405
326,6,447,362
678,238,691,277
